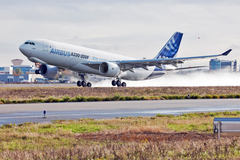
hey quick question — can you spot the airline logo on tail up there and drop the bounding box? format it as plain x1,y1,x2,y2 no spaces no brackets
154,32,183,59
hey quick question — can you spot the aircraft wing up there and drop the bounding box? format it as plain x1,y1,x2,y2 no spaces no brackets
83,49,231,71
115,49,232,71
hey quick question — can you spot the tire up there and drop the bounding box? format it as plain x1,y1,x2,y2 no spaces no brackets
112,80,116,86
122,82,126,87
87,82,92,87
116,80,121,87
82,81,86,87
77,81,82,87
35,70,39,74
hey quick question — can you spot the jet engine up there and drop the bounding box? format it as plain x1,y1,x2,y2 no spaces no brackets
99,62,120,77
39,64,59,78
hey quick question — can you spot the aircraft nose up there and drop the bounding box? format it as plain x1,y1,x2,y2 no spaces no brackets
19,44,24,53
19,44,29,56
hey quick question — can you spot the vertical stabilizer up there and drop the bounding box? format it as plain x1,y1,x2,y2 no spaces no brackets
154,32,183,59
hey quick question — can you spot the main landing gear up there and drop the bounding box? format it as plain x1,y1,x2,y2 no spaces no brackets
77,74,92,87
112,79,126,87
77,81,92,87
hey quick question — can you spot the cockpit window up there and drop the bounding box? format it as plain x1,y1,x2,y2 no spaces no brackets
24,42,35,45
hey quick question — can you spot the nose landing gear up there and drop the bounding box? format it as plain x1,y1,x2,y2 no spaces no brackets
35,70,40,74
112,79,127,87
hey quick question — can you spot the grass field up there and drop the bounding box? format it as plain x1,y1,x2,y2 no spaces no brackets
1,86,240,99
1,111,240,159
1,86,240,104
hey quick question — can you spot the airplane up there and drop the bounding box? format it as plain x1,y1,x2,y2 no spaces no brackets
19,32,232,87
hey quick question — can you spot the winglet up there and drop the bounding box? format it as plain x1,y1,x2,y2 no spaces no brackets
221,49,232,56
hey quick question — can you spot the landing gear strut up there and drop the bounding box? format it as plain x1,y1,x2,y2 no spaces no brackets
77,73,92,87
112,79,127,87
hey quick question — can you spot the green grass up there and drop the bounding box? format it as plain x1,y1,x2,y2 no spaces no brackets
0,118,119,151
156,111,240,118
1,111,240,159
168,123,212,132
2,93,240,104
168,124,197,131
55,123,116,133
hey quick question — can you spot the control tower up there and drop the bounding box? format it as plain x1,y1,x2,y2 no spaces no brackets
11,59,23,66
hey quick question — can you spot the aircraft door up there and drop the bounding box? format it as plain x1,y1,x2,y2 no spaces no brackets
42,41,48,51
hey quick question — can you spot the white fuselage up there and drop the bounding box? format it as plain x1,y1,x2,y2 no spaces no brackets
19,39,167,80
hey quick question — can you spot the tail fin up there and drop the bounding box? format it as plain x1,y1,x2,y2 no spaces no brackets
154,32,183,59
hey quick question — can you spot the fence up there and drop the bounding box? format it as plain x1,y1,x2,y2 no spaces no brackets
213,118,240,139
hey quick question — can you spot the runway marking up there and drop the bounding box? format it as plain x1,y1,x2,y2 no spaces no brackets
144,107,240,114
0,112,138,120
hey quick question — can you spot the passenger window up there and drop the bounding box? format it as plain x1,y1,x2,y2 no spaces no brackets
32,42,35,45
24,42,29,44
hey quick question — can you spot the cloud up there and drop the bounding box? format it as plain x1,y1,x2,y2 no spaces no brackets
0,0,239,68
229,45,240,50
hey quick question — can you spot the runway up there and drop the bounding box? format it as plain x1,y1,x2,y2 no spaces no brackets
0,99,240,125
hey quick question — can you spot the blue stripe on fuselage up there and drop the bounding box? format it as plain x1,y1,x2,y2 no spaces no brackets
154,66,165,71
145,66,166,80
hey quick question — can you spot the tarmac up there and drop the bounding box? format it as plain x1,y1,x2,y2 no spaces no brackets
0,99,240,125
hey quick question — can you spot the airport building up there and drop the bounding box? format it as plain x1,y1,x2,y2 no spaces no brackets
11,59,33,74
233,60,238,72
209,59,237,71
0,74,33,83
0,67,13,75
12,65,33,74
0,59,43,83
220,60,233,71
209,59,221,70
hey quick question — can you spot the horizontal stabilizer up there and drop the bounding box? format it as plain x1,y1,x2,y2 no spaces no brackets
166,66,207,71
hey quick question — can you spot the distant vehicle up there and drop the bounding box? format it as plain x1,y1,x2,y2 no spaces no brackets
65,80,70,84
20,80,29,83
19,32,232,87
35,78,48,83
52,80,60,83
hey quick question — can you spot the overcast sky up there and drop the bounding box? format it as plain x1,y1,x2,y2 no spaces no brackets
0,0,240,67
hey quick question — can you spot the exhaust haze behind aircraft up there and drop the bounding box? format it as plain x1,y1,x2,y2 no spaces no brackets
19,32,232,87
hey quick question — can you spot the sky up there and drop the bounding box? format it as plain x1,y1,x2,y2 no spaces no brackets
0,0,240,67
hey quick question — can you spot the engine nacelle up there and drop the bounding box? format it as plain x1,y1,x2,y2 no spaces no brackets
39,64,59,79
99,62,120,77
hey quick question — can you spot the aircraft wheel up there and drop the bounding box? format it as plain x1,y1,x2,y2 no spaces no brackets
116,80,121,87
87,82,92,87
35,70,40,74
77,81,82,87
112,80,116,86
82,81,86,87
122,82,126,87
